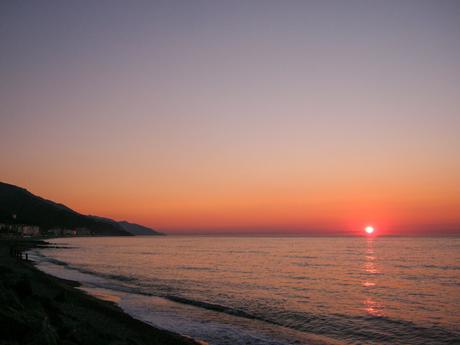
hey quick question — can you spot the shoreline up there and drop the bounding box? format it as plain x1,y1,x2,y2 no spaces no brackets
26,237,344,345
0,238,202,345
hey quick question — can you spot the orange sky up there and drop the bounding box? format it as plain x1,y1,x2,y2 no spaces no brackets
1,1,459,235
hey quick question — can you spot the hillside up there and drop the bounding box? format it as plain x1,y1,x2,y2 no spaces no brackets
0,182,130,236
89,216,164,236
118,221,164,235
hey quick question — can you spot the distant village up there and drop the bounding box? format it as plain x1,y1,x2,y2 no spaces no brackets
0,215,93,238
0,223,93,238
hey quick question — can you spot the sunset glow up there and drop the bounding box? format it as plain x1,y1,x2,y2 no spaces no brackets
1,1,459,236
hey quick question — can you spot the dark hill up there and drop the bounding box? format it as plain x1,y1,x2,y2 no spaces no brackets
0,182,130,236
118,221,164,236
89,216,164,236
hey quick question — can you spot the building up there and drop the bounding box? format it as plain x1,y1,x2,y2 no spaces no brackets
0,223,41,237
21,225,40,237
0,224,17,238
63,229,77,236
0,223,11,231
76,227,91,236
48,228,63,236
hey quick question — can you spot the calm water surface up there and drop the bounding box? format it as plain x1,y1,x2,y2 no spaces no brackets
31,237,460,344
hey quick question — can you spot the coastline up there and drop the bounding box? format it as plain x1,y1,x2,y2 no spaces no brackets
0,239,202,345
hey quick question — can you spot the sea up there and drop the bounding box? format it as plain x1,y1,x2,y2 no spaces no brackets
29,236,460,345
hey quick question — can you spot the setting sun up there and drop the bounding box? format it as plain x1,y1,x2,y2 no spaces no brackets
365,226,375,234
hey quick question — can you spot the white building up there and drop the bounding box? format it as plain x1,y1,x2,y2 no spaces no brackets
21,225,40,237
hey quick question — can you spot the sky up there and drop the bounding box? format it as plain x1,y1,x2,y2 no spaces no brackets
1,1,459,235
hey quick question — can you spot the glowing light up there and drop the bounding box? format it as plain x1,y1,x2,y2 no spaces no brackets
365,226,375,234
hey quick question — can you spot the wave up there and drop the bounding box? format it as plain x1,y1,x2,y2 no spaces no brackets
36,254,137,283
422,264,460,271
395,264,460,271
286,255,317,259
176,266,216,272
165,295,264,321
33,249,460,345
162,297,460,344
293,262,333,267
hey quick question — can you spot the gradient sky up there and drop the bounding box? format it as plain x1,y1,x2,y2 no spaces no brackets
1,1,459,235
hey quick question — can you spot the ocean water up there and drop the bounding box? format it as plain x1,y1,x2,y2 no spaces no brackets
31,237,460,345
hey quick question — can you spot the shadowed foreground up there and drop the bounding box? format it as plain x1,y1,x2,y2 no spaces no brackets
0,239,200,345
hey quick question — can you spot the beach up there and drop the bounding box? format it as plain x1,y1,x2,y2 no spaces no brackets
0,239,200,345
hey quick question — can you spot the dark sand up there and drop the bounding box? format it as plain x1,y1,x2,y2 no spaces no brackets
0,239,201,345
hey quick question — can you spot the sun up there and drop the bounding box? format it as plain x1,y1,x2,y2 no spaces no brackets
365,226,375,234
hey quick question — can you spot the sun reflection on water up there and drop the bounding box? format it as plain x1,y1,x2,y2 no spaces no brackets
363,238,384,316
364,297,384,317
